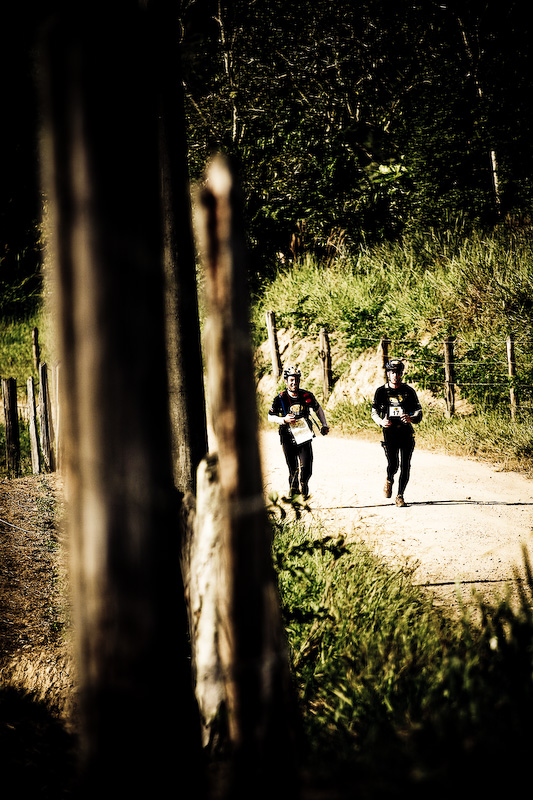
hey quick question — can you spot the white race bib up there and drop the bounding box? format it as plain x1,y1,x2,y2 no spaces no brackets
290,416,314,444
388,405,403,418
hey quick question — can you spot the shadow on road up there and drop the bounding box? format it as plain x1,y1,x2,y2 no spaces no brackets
319,499,533,510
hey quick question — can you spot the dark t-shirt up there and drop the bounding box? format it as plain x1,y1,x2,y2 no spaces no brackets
372,383,422,430
269,389,319,443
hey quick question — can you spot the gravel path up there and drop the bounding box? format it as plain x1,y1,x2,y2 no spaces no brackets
260,430,533,610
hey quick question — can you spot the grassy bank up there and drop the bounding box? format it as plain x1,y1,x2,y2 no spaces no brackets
272,514,533,796
252,224,533,476
0,313,51,477
326,400,533,477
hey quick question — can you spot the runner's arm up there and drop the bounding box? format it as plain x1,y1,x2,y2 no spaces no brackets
268,411,291,425
315,404,329,432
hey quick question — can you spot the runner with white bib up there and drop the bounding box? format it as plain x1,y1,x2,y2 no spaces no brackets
267,366,329,499
371,358,423,507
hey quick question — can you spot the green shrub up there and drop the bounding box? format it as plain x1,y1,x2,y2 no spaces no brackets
271,515,533,794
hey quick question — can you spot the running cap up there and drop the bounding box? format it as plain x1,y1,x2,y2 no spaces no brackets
385,359,405,373
283,365,302,380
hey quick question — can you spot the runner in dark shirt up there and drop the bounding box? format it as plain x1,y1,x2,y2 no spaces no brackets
268,366,329,499
371,359,422,507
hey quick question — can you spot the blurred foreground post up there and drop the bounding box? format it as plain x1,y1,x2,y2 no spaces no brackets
196,155,299,798
39,7,203,798
152,0,208,496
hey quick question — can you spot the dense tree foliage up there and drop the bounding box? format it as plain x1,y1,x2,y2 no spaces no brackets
1,1,532,313
179,0,533,278
0,6,43,317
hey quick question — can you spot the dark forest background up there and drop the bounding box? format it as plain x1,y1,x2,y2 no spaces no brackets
1,0,532,316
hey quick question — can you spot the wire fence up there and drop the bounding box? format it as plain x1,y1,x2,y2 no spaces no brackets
376,332,533,417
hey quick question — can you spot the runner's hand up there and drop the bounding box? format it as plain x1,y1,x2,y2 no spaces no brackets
321,426,329,435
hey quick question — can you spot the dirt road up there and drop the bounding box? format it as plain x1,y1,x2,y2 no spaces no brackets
260,430,533,610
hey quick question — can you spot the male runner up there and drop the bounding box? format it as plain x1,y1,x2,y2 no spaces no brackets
371,359,422,507
268,366,329,499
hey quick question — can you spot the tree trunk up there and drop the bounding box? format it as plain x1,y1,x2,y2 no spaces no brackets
196,154,300,798
39,7,204,798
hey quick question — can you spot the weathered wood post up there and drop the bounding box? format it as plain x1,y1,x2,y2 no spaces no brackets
444,336,456,418
319,327,332,400
196,154,299,797
32,327,40,373
39,7,204,798
27,376,41,474
265,310,282,383
189,453,227,749
38,362,55,472
379,336,390,380
506,334,517,420
2,378,20,477
156,0,208,497
51,363,61,471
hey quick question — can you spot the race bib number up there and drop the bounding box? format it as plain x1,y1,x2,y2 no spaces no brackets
290,416,314,444
388,405,403,418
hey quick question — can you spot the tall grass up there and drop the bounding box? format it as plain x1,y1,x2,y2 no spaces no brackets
271,514,533,795
0,315,42,388
253,223,533,473
0,313,50,477
326,401,533,476
253,224,533,349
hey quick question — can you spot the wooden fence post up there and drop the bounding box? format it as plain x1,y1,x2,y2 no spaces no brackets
52,363,61,471
189,453,226,748
39,8,204,794
2,378,20,478
32,327,40,373
444,336,456,418
265,310,282,383
506,335,517,420
379,337,390,381
38,362,55,472
27,376,41,474
197,154,298,797
319,327,332,400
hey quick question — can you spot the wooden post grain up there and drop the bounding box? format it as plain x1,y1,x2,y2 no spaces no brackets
27,376,41,474
189,453,226,748
506,334,517,420
32,327,40,373
39,8,203,795
265,310,282,383
38,363,55,472
380,337,390,381
196,154,298,796
319,327,332,400
444,336,456,418
2,378,20,477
